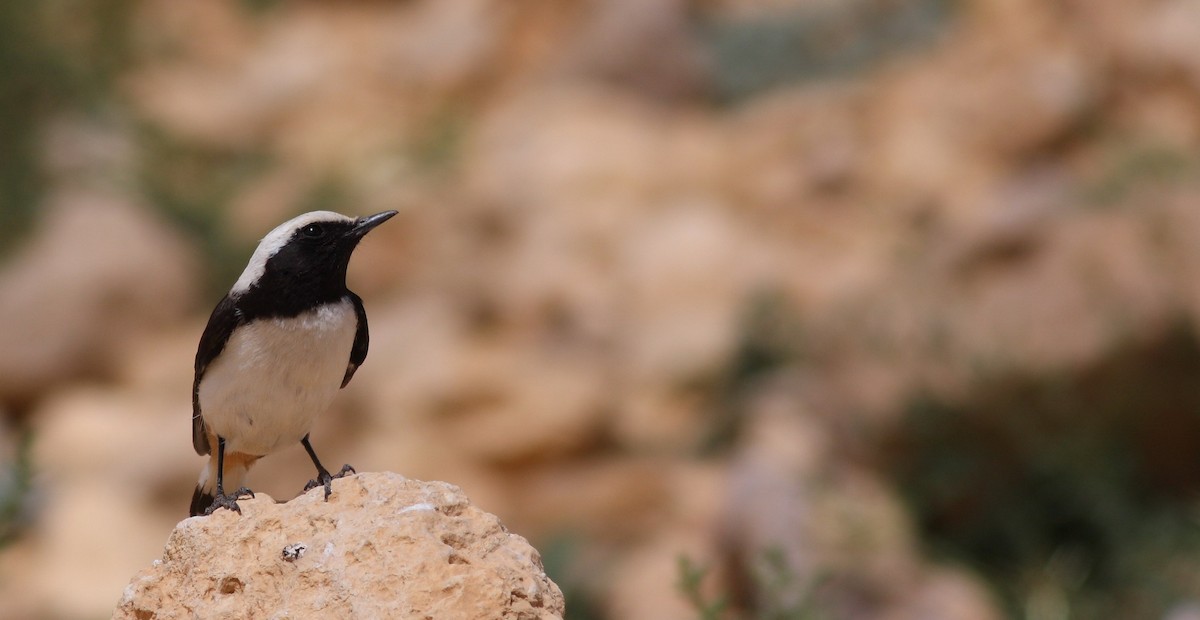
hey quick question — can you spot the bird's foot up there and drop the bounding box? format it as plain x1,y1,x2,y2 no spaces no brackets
304,464,356,500
204,487,255,515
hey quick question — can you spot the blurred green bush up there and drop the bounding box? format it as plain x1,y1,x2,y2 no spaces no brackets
886,323,1200,618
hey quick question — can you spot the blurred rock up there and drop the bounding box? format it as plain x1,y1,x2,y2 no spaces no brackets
113,473,563,620
870,1,1096,206
1129,0,1200,91
0,194,199,407
439,340,608,464
0,386,198,619
381,0,507,96
618,203,758,384
564,0,708,101
505,458,684,540
612,202,771,448
602,461,727,620
463,88,748,451
606,532,717,620
1165,602,1200,620
349,299,607,466
225,166,314,245
466,86,723,228
727,84,865,207
131,0,508,174
886,569,1003,620
720,394,1001,618
32,387,196,495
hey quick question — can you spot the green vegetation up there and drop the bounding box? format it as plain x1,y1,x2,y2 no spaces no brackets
540,533,604,620
701,292,804,455
677,549,828,620
1080,143,1200,208
0,0,138,255
0,430,34,547
701,0,955,103
884,323,1200,618
678,555,729,620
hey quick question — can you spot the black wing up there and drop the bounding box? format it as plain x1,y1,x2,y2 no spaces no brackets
192,295,242,455
341,291,369,388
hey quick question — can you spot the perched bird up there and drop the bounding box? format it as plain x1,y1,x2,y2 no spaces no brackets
189,210,397,516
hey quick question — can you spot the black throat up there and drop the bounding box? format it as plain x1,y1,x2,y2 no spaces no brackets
235,272,349,321
233,226,358,321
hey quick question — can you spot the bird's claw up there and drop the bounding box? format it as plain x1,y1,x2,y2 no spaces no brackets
304,464,355,500
204,487,255,515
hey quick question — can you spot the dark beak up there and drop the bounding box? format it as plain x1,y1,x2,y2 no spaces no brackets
348,210,398,238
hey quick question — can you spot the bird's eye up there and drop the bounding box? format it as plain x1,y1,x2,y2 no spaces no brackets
301,223,324,238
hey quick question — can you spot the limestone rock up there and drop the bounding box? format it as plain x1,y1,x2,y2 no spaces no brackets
113,472,564,620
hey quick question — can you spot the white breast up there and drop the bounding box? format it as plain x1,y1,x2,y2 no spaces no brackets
198,299,357,456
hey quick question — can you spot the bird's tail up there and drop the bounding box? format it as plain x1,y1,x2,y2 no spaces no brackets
189,451,260,516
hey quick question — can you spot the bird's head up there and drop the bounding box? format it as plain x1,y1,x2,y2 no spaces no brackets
232,210,397,298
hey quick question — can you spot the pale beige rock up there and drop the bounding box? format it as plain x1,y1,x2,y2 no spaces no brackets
0,194,199,404
438,339,608,463
3,387,226,619
113,472,563,620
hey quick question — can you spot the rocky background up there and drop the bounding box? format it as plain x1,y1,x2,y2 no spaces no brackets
1,0,1200,618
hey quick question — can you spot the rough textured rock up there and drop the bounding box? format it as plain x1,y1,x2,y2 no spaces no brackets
112,472,564,620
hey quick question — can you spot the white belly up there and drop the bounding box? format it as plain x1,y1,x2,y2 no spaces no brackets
198,300,356,456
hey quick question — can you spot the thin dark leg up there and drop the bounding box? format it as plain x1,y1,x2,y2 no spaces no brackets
204,436,254,515
300,434,355,500
216,436,227,496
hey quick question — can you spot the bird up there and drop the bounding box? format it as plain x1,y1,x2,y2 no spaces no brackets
189,209,397,517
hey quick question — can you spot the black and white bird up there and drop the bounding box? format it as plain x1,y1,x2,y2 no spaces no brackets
189,209,396,517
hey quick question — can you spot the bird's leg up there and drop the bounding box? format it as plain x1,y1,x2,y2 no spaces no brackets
301,434,355,500
205,436,255,515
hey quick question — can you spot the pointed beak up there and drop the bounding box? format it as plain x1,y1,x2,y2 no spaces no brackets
348,210,398,238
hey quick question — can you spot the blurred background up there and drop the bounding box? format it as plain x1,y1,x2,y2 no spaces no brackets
1,0,1200,618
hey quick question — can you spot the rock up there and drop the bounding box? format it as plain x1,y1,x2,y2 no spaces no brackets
437,339,608,464
1128,0,1200,91
112,472,564,620
130,0,505,170
0,194,199,407
563,0,708,101
616,203,763,385
0,386,235,619
871,3,1096,205
726,84,866,207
